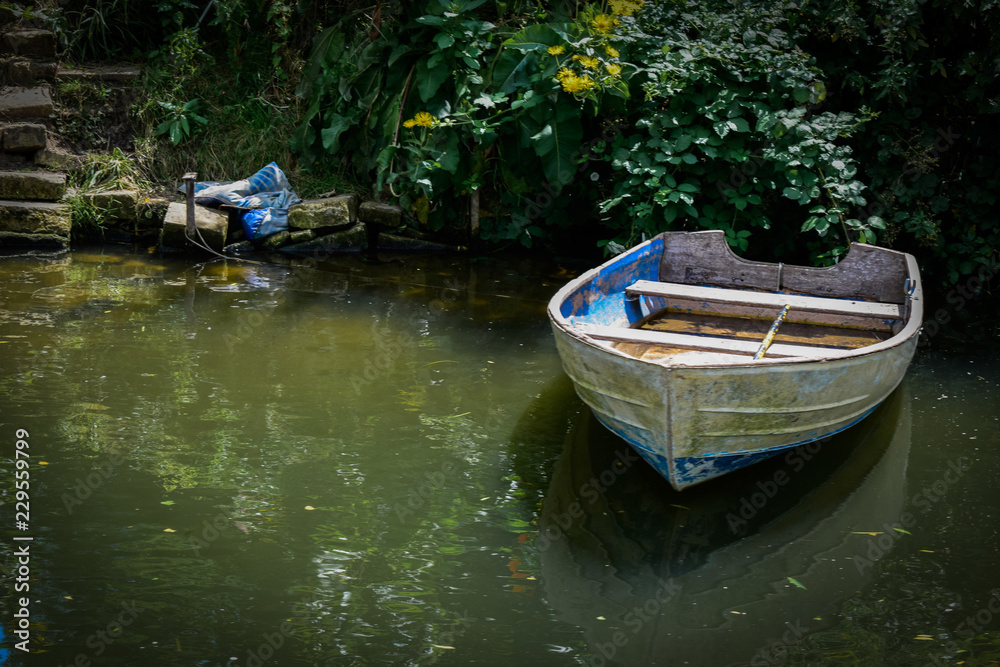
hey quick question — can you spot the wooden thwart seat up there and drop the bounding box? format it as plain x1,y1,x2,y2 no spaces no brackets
625,280,904,320
575,323,852,359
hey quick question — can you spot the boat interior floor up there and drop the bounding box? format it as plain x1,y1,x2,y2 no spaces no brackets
612,310,885,362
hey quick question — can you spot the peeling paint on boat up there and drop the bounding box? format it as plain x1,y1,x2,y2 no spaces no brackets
547,231,923,491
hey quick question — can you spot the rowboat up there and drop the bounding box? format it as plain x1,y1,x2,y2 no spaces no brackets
546,230,922,491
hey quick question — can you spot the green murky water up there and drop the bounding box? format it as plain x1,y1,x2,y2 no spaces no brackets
0,246,998,667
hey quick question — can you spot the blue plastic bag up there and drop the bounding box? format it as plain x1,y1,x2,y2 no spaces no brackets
240,208,290,240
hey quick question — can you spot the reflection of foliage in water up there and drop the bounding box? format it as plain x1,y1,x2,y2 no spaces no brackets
0,248,572,664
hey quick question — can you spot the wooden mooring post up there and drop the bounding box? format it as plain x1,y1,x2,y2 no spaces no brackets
183,172,197,238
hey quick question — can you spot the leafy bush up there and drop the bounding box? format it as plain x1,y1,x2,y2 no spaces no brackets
291,0,637,247
291,1,884,259
790,0,1000,291
594,3,884,263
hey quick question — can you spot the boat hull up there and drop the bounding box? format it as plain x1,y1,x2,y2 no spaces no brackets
552,321,917,489
547,231,922,491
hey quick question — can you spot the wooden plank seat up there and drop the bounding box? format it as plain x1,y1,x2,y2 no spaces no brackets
625,280,905,320
575,323,852,359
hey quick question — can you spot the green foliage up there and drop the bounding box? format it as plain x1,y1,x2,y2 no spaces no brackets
591,3,886,262
69,148,149,191
68,195,110,243
55,80,112,149
789,0,1000,295
291,0,632,246
155,98,208,145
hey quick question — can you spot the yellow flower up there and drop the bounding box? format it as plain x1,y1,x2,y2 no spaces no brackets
610,0,644,16
547,45,565,56
556,66,575,82
403,118,417,128
412,111,436,128
572,54,600,70
561,74,595,94
590,13,619,34
605,45,620,58
605,63,622,76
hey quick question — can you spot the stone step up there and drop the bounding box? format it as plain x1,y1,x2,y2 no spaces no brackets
0,6,51,30
57,65,142,84
358,201,403,229
1,122,47,153
81,189,139,220
0,86,53,120
1,57,57,85
2,29,57,59
288,195,358,230
0,200,71,248
0,171,66,200
159,202,228,252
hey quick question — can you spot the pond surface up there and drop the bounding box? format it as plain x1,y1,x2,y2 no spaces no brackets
0,246,998,667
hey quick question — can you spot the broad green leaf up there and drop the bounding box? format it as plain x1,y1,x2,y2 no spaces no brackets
529,105,583,185
502,23,566,52
416,58,450,102
321,113,353,153
730,117,750,132
434,33,455,49
435,132,461,174
416,15,445,26
493,50,538,94
296,26,346,99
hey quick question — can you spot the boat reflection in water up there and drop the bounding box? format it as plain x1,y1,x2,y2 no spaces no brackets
536,384,911,666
